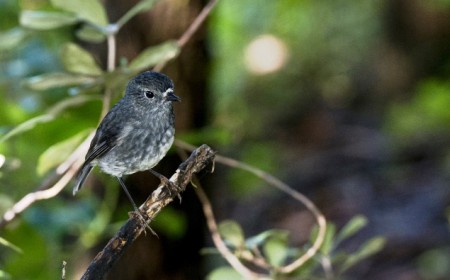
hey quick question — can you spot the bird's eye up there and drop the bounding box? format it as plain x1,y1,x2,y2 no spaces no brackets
144,90,155,99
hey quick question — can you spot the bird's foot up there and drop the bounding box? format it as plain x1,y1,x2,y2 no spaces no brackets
149,170,182,203
129,210,158,237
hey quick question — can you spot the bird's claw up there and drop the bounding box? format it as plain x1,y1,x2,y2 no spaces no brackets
129,210,158,237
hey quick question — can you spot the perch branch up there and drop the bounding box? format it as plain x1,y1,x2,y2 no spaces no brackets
80,144,215,280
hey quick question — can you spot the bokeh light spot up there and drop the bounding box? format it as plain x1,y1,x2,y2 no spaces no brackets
244,34,288,75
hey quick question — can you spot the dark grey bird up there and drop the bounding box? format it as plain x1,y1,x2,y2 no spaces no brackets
73,71,180,209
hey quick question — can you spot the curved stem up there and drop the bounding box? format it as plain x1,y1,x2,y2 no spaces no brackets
175,139,327,274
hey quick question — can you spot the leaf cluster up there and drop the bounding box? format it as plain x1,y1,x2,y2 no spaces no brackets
207,215,385,280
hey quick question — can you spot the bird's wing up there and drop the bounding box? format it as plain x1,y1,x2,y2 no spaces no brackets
73,119,122,194
84,127,119,164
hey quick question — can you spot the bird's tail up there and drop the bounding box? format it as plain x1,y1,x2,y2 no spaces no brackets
73,164,93,195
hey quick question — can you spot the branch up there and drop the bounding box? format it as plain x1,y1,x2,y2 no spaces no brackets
80,144,215,280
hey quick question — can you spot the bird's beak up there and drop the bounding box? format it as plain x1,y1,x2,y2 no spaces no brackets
166,91,181,102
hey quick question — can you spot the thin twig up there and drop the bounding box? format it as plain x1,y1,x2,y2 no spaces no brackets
0,133,93,228
80,144,215,280
177,0,218,48
175,139,327,274
61,260,67,280
106,34,116,72
100,34,117,118
153,0,219,72
321,256,334,279
194,185,262,280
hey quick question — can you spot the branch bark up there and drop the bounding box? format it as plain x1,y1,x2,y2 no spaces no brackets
80,144,215,280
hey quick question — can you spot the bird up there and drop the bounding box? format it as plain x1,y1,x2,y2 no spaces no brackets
73,71,180,210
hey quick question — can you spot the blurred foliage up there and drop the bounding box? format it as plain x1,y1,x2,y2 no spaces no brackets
385,79,450,143
0,0,181,278
207,215,385,279
416,247,450,280
209,0,381,138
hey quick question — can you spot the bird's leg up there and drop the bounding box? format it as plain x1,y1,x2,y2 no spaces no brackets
116,177,157,236
148,169,182,203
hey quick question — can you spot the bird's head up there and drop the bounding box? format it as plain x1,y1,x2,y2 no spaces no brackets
126,71,181,109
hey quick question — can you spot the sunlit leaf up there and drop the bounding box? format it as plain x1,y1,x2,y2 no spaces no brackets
336,215,367,244
0,95,100,143
76,25,106,43
20,10,78,30
263,234,289,267
0,236,23,254
117,0,158,28
50,0,108,26
218,220,245,248
0,115,53,143
0,28,28,51
37,129,91,175
26,73,98,91
129,41,180,71
340,237,386,273
207,267,245,280
61,43,103,75
0,270,11,278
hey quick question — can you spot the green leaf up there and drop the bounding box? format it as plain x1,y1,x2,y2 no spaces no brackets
26,73,98,91
218,220,245,248
320,223,336,255
207,267,245,280
37,129,91,175
199,247,220,255
50,0,108,26
0,28,28,51
76,24,106,43
61,43,103,75
246,229,289,249
0,115,54,143
263,234,289,267
20,10,78,30
0,236,23,254
117,0,158,28
340,237,386,273
1,95,100,143
46,95,101,116
129,41,180,71
416,248,450,279
336,215,368,244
